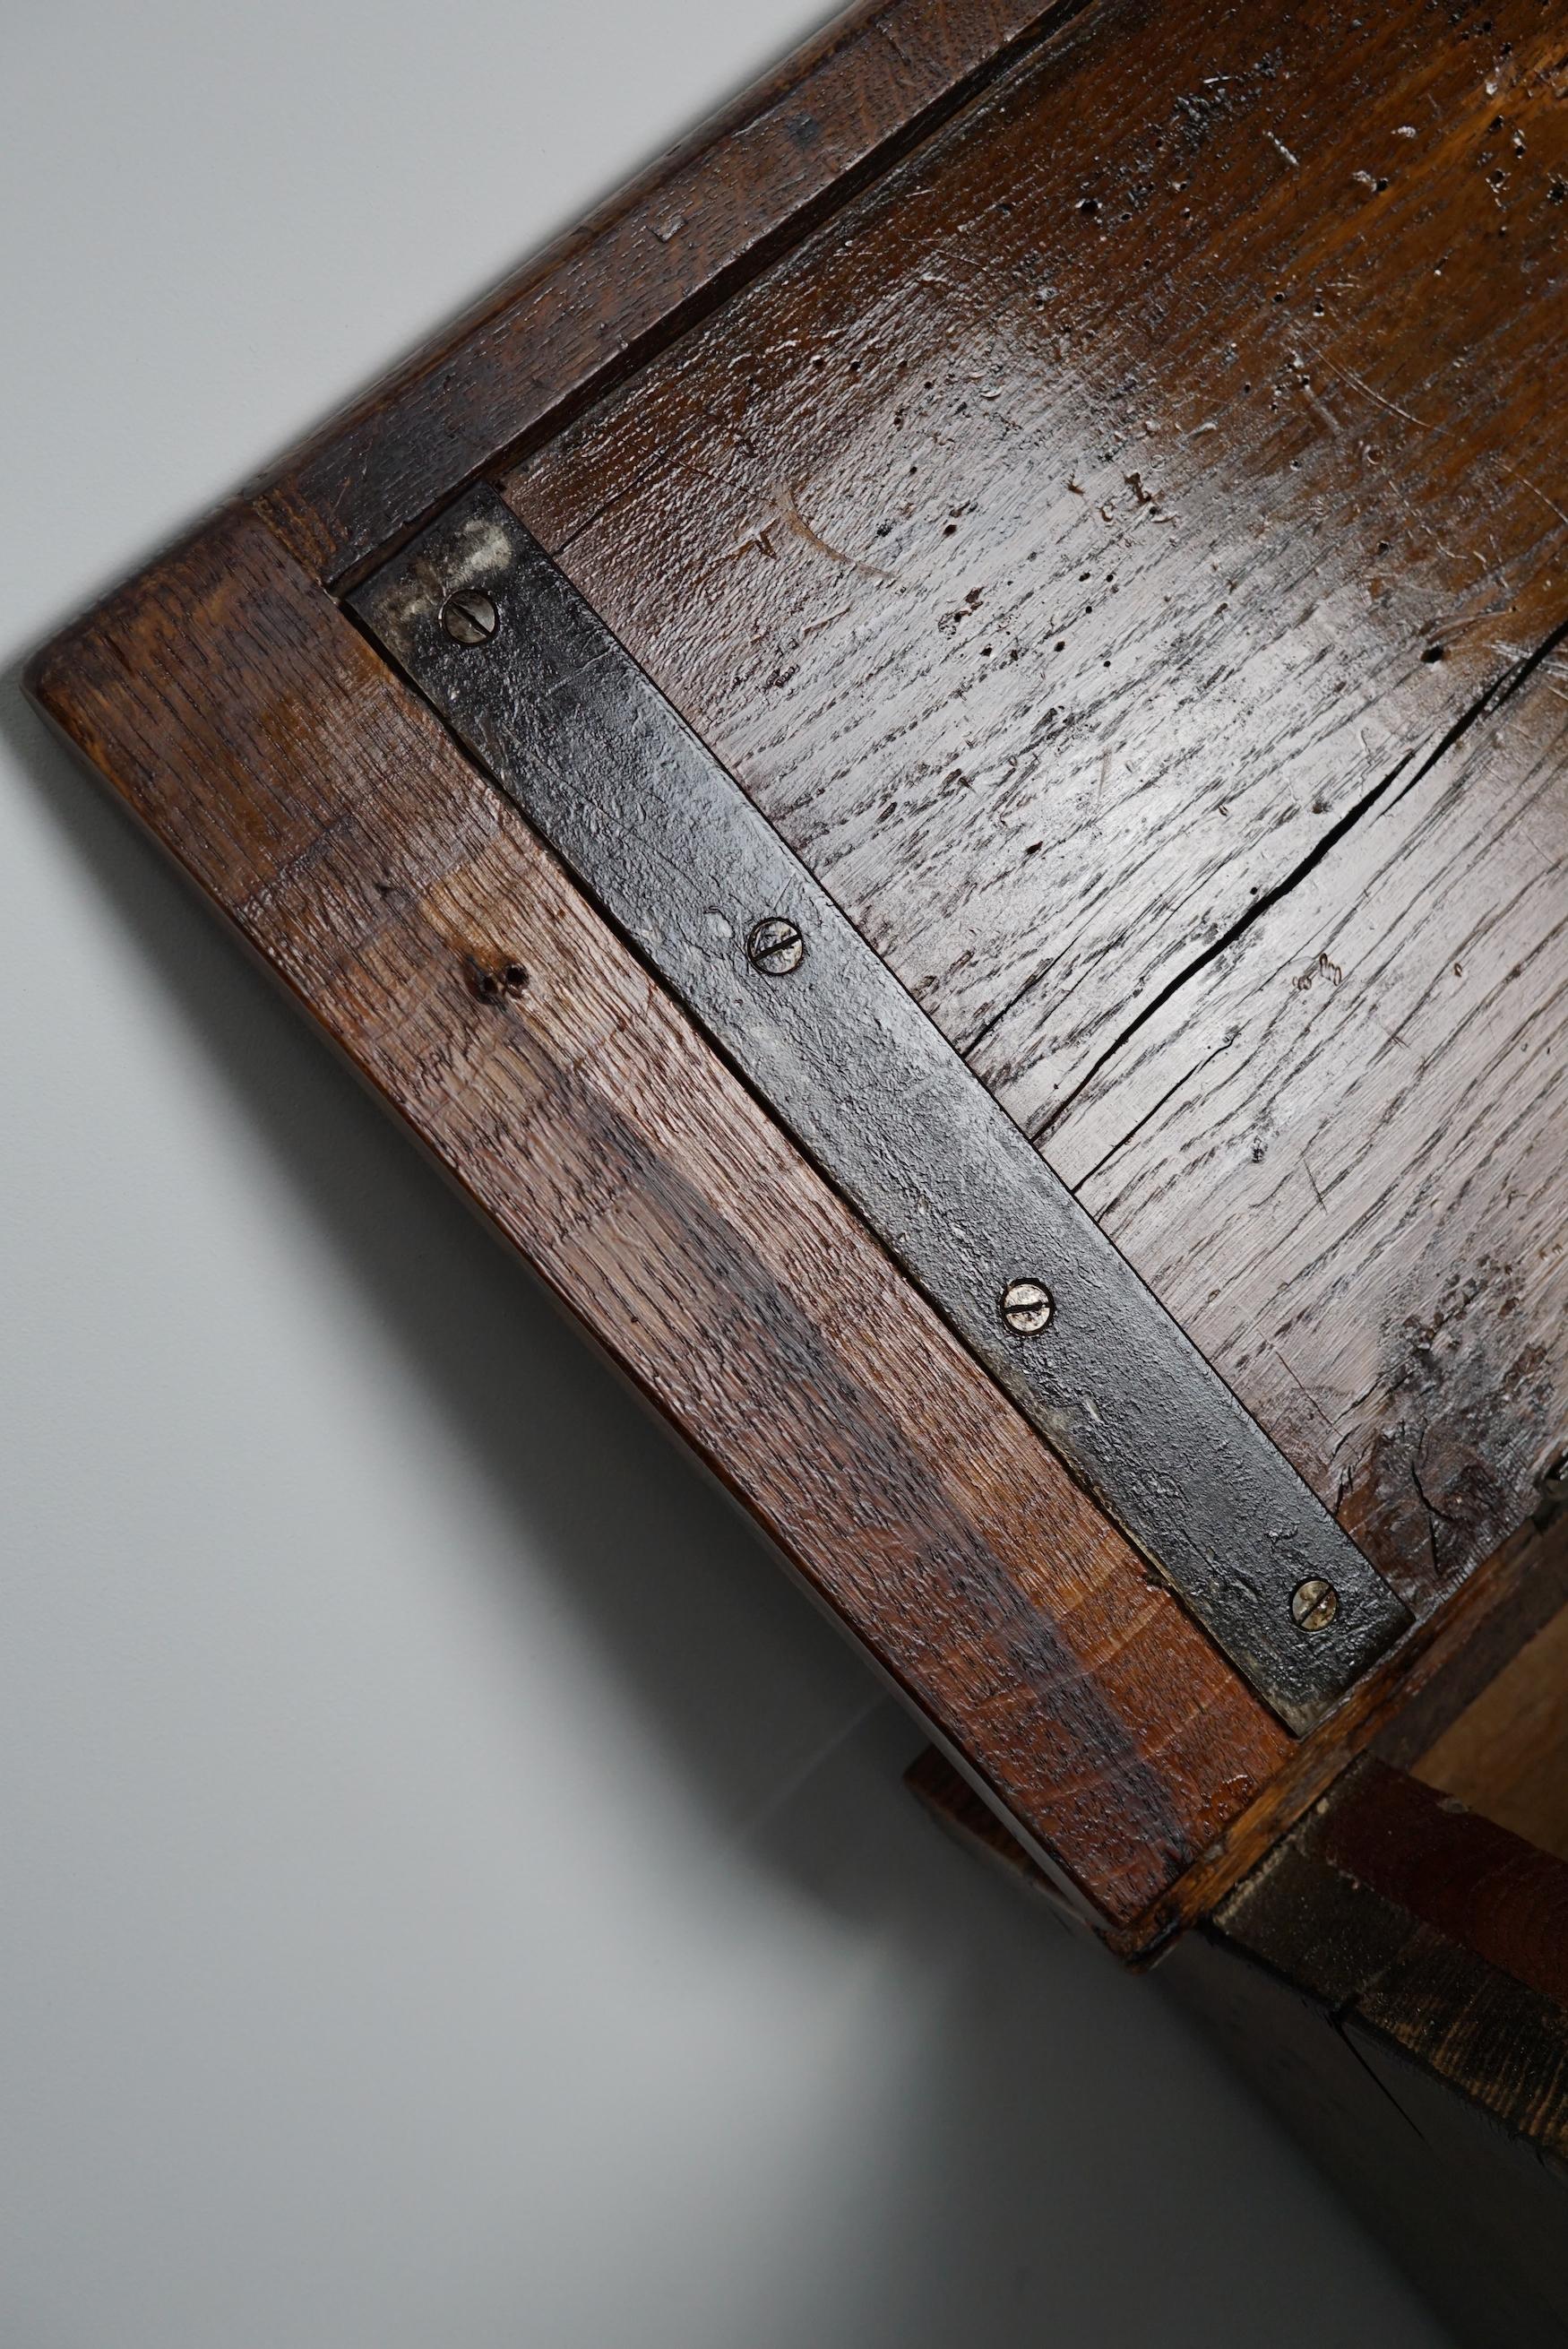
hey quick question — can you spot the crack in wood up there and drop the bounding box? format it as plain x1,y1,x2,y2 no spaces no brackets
1067,1030,1237,1198
1024,608,1568,1150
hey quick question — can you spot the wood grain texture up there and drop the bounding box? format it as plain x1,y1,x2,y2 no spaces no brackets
1417,1590,1568,1862
1206,1759,1568,2172
27,0,1568,1966
912,1532,1568,1986
1061,661,1568,1607
1314,1757,1568,2017
909,1505,1568,1956
508,0,1568,1611
25,503,1293,1939
254,0,1093,583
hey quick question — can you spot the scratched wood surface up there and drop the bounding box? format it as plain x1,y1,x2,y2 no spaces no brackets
28,0,1568,1958
255,0,1097,583
509,0,1568,1612
1058,667,1568,1606
27,504,1299,1939
995,1502,1568,1954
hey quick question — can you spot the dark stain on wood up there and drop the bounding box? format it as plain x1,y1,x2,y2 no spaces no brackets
26,502,1294,1937
1064,661,1568,1610
506,0,1568,1613
921,1502,1568,1958
24,0,1568,1982
1314,1759,1568,2014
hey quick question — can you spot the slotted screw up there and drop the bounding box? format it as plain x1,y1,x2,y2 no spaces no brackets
746,916,805,975
1291,1577,1340,1632
1000,1278,1054,1334
440,589,499,646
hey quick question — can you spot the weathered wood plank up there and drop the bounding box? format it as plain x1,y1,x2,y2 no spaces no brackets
1210,1761,1568,2157
1061,664,1568,1607
254,0,1093,583
25,502,1293,1937
910,1505,1568,1956
28,0,1568,1965
512,0,1568,1120
1315,1758,1568,2019
509,0,1568,1605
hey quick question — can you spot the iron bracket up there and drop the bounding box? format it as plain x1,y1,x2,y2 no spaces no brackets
352,485,1410,1730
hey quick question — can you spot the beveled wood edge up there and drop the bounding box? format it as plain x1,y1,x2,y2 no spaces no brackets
252,0,1097,585
906,1741,1068,1911
24,494,1305,1941
909,1507,1568,1959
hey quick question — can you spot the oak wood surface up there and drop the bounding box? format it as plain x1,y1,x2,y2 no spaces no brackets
254,0,1094,584
915,1656,1568,2016
27,503,1296,1939
27,0,1568,1958
1062,661,1568,1607
1310,1756,1568,2017
1417,1588,1568,1862
912,1502,1568,1956
508,0,1568,1613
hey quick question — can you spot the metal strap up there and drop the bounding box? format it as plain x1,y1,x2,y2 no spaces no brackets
352,485,1409,1729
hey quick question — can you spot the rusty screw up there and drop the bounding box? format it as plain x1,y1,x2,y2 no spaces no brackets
1000,1278,1054,1334
1291,1576,1340,1632
746,916,805,975
440,589,499,646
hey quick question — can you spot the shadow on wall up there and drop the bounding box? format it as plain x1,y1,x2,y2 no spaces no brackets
4,660,883,1852
1,672,1456,2349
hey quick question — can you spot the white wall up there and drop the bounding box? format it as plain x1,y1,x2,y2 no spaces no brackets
1,5,1456,2344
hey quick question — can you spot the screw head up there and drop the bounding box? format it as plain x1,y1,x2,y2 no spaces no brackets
746,916,805,975
440,589,499,646
1000,1278,1054,1334
1291,1576,1340,1632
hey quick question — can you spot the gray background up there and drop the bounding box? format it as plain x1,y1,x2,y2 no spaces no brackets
3,4,1457,2344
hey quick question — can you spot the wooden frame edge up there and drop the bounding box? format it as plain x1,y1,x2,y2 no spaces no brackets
252,0,1097,585
24,493,1296,1939
908,1508,1568,1957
